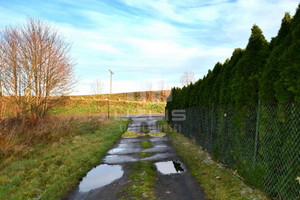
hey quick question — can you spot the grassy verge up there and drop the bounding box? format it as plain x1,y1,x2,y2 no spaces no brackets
0,117,129,200
0,115,106,159
158,119,269,200
119,161,157,200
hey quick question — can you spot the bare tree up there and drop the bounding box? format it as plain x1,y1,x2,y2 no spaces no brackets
180,71,195,87
91,79,104,95
0,26,23,117
158,80,166,102
145,81,152,91
0,18,75,121
158,80,165,91
0,56,3,119
145,81,153,101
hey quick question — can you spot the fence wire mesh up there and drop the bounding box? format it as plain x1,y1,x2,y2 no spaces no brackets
167,102,299,200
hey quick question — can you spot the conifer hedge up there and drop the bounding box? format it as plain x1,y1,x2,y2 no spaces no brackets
166,5,300,200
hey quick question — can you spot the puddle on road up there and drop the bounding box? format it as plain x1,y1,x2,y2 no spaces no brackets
103,154,138,164
155,161,185,174
142,152,176,161
120,138,142,143
108,147,141,155
79,164,123,193
108,148,125,154
149,137,169,142
142,146,170,153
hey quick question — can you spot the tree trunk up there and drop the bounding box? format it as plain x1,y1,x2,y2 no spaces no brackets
0,76,2,119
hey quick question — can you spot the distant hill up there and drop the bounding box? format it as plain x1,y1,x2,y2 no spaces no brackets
0,90,170,118
50,90,170,116
70,90,171,102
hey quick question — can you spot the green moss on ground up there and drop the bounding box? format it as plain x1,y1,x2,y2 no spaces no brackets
139,152,152,157
141,141,151,149
119,161,157,200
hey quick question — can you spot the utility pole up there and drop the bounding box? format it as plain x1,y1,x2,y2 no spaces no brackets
109,69,114,94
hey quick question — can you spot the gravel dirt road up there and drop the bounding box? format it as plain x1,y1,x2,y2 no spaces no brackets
64,115,206,200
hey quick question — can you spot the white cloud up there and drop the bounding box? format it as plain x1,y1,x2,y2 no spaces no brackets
128,38,198,60
1,0,299,94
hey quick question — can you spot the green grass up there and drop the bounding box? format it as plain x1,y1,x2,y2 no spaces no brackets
48,99,166,116
141,127,149,133
0,117,129,200
158,119,269,200
139,152,152,157
141,141,151,149
141,123,149,133
119,161,157,200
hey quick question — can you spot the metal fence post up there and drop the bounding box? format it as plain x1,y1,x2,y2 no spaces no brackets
253,99,261,168
210,103,214,153
165,109,168,121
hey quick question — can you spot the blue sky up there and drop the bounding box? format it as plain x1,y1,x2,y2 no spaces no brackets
0,0,298,94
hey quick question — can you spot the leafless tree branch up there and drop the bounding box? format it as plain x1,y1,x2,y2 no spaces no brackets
0,18,75,121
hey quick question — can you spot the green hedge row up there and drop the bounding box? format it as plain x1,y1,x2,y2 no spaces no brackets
167,5,300,110
166,4,300,200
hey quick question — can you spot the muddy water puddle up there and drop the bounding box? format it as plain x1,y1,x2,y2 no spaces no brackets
78,164,123,192
142,146,170,153
149,137,169,142
155,161,185,175
103,136,176,164
108,147,141,154
103,155,139,164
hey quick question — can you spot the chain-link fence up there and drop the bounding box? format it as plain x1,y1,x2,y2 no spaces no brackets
166,102,299,200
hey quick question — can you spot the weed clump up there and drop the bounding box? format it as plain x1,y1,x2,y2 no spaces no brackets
142,141,151,149
118,161,157,200
139,152,152,157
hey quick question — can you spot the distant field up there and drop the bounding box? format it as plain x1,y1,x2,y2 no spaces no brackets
51,90,169,115
69,90,170,102
49,99,166,115
1,90,169,117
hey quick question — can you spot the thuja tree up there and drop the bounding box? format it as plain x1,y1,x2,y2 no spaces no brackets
166,5,300,199
275,5,300,102
231,25,269,107
219,48,244,105
262,5,300,199
259,13,292,103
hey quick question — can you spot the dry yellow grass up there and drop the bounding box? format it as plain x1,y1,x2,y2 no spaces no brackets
0,114,107,160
